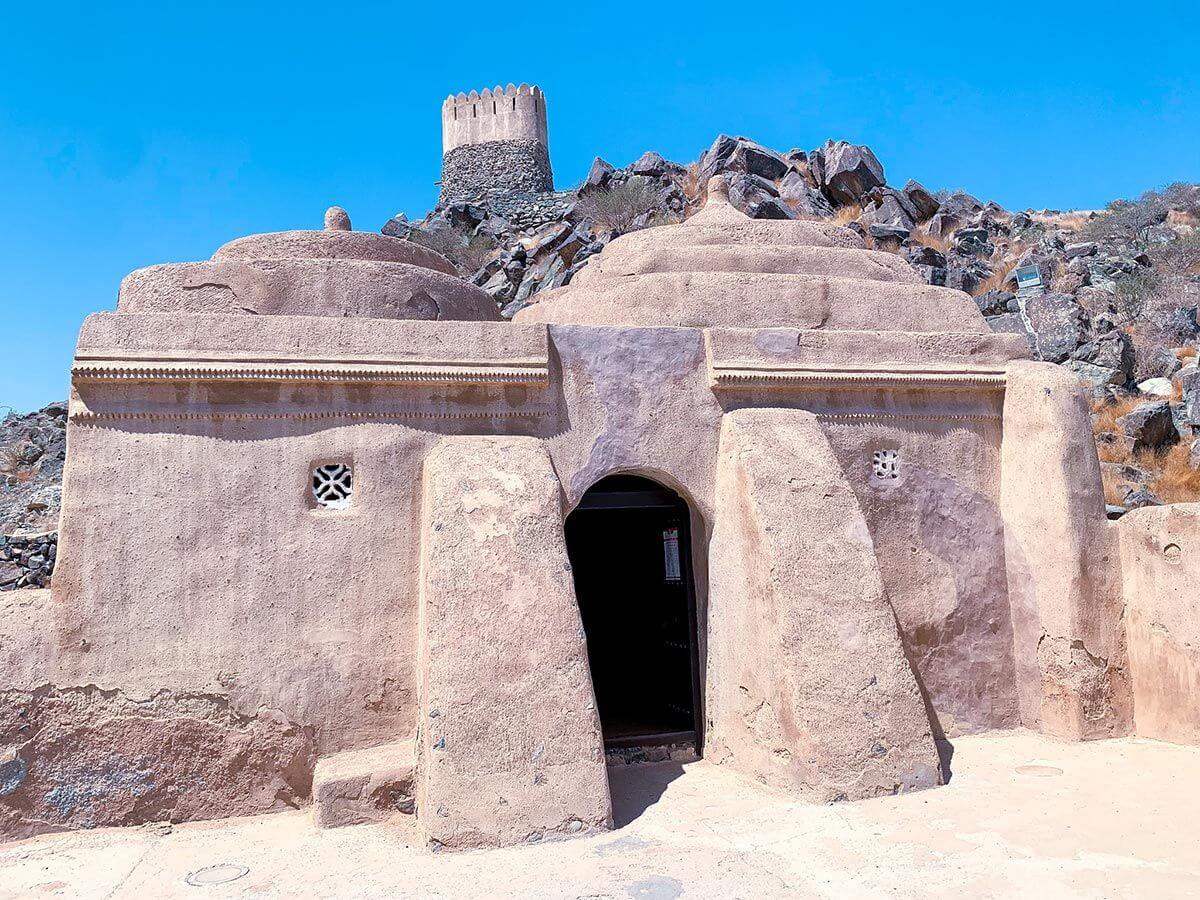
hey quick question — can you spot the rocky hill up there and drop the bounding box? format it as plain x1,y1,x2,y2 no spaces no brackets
4,136,1198,576
0,403,65,588
383,136,1200,514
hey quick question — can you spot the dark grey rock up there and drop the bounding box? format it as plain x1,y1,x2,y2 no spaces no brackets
926,191,984,237
778,172,833,217
954,227,994,257
814,140,885,206
902,180,940,221
1071,330,1134,383
631,151,679,178
1023,292,1088,363
904,245,947,268
1118,401,1179,452
1122,485,1164,509
868,223,910,242
728,173,794,220
1149,348,1183,379
1101,461,1152,485
974,290,1016,317
728,142,789,181
581,157,615,194
1182,368,1200,426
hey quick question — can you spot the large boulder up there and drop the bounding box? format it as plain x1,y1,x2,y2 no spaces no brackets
699,135,791,182
902,180,940,221
1118,401,1179,453
1181,368,1200,426
777,171,833,217
1070,329,1135,385
630,150,683,179
813,140,886,206
860,187,917,232
927,191,984,237
1023,292,1088,363
727,173,794,220
580,157,615,194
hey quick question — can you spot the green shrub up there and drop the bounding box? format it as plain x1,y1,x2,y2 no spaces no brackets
575,177,664,235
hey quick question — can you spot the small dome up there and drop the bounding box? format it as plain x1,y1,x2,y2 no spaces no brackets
119,209,501,322
515,175,987,333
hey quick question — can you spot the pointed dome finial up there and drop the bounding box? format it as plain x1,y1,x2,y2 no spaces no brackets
324,206,351,232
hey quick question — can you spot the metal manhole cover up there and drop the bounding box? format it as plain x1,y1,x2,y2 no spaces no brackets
1015,764,1063,777
185,864,250,886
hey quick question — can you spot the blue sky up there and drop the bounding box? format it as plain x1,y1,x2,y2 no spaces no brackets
2,0,1197,412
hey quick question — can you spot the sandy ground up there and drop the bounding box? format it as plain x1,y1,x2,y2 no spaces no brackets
1,730,1198,899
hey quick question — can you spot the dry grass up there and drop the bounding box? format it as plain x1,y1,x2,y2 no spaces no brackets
1031,211,1096,232
1092,396,1143,452
0,445,35,482
1147,442,1200,503
831,203,862,226
908,228,951,254
1167,209,1200,228
1091,395,1200,504
1176,346,1198,362
680,163,707,216
970,259,1018,297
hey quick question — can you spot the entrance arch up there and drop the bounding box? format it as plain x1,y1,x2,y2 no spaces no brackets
565,474,703,752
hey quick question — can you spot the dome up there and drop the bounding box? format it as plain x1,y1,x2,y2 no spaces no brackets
515,177,987,333
117,207,501,322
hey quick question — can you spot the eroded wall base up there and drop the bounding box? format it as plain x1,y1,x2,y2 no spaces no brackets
416,437,611,849
706,409,941,800
1000,362,1132,740
1118,504,1200,745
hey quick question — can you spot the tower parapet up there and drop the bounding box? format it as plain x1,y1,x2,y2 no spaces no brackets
439,84,553,204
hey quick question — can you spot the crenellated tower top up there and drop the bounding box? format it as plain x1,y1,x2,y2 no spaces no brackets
441,83,549,155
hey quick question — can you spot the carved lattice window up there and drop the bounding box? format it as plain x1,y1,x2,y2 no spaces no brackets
312,464,353,510
872,449,900,480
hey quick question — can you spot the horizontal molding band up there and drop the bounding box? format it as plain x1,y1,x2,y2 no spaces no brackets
816,412,1001,422
710,367,1007,391
69,409,547,424
71,360,549,386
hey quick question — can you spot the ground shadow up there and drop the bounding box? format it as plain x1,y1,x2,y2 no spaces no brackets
608,762,687,828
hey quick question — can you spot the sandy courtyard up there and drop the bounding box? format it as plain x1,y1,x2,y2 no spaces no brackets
1,730,1197,899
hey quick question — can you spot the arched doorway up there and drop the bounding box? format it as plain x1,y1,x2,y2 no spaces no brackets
565,474,702,752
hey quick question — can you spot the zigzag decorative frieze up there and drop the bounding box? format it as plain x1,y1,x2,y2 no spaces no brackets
70,357,549,386
69,408,547,425
710,366,1007,392
816,412,1002,423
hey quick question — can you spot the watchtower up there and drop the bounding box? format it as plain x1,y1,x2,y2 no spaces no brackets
439,84,553,204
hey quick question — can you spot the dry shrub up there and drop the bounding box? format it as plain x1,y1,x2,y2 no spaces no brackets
407,227,495,275
831,203,862,226
575,177,663,235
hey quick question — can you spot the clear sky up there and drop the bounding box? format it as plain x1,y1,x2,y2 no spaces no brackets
2,0,1196,412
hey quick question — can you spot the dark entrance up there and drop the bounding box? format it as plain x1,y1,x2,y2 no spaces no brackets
565,475,702,751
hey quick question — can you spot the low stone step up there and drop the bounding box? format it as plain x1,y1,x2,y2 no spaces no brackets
312,739,416,829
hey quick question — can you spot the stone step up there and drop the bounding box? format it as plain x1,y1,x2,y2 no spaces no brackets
312,739,416,829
